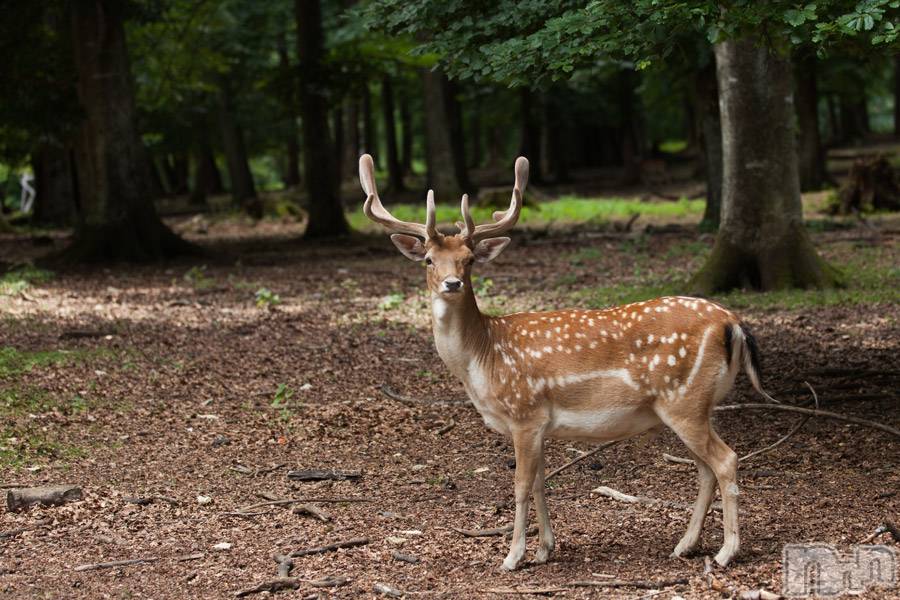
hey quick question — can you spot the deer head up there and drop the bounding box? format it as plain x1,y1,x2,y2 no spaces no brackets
359,154,528,298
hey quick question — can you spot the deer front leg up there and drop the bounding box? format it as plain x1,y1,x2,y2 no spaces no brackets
531,442,554,564
502,427,543,571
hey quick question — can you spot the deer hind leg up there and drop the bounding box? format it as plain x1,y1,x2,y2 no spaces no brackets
531,441,554,564
662,412,740,567
672,448,716,557
501,427,544,571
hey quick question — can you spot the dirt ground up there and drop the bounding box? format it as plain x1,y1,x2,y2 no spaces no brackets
0,216,898,599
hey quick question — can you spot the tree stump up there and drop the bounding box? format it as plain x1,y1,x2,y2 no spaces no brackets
833,155,900,215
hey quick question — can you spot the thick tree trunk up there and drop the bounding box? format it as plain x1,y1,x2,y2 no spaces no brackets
519,88,543,183
295,0,348,237
67,0,192,261
32,144,74,225
690,38,838,293
333,105,345,183
794,56,827,191
617,69,641,185
381,76,405,191
692,60,722,229
217,83,259,217
277,30,301,188
399,95,413,175
445,79,471,192
423,70,469,198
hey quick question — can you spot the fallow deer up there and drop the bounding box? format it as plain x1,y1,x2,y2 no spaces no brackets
360,153,774,571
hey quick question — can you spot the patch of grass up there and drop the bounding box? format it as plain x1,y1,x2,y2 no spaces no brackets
568,247,603,265
347,196,704,231
580,246,899,310
0,265,54,296
0,426,85,469
659,139,687,154
0,346,100,378
183,265,214,290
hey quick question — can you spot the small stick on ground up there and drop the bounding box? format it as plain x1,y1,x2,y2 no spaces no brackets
74,557,160,572
286,470,362,482
292,503,331,522
451,524,512,537
592,486,723,513
391,551,420,564
435,418,456,435
273,555,294,578
740,414,811,462
374,583,404,597
481,587,568,595
235,578,300,598
221,497,372,517
714,403,900,438
569,577,689,589
289,537,369,557
545,441,619,482
379,385,420,407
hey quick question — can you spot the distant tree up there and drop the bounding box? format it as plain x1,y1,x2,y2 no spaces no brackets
67,0,192,260
296,0,349,237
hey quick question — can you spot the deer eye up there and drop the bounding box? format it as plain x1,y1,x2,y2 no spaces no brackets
424,257,433,266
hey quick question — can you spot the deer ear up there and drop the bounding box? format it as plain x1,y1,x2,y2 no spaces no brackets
390,234,427,261
474,237,510,263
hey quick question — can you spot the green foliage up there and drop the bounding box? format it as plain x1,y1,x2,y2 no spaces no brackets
0,346,87,379
183,265,214,289
0,266,54,296
378,292,405,310
472,276,494,296
255,287,281,308
272,383,294,408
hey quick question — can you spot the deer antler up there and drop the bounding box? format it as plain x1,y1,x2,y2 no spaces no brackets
360,154,437,239
461,156,528,242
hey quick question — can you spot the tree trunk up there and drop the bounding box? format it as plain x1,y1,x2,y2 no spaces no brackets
544,91,570,183
519,88,543,183
362,82,377,159
895,54,900,139
445,79,471,192
67,0,192,261
839,95,868,142
617,69,641,185
690,38,838,293
794,56,827,191
399,95,413,175
692,60,722,229
381,76,405,191
277,30,301,188
295,0,348,237
423,70,469,198
216,82,259,217
341,99,360,182
32,144,74,225
191,122,223,206
468,108,482,169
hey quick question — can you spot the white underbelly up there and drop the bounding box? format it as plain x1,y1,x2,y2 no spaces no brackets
547,406,659,441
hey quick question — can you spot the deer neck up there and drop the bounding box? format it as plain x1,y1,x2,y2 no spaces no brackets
431,285,490,380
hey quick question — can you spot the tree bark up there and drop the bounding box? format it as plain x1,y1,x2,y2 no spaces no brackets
423,71,470,198
362,82,377,159
277,30,301,188
216,81,259,216
399,95,413,175
617,69,641,185
295,0,348,237
32,144,74,225
191,121,223,206
690,38,838,293
794,56,827,191
895,54,900,139
691,60,722,229
66,0,192,261
381,76,405,191
519,88,543,183
341,99,360,182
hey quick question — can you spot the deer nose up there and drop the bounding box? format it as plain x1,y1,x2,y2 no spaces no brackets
442,278,463,293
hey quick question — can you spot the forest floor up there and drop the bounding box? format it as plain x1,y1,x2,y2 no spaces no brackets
0,209,898,599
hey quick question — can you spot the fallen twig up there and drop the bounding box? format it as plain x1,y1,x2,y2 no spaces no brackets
451,524,512,537
59,329,115,340
374,583,404,597
287,469,362,482
235,578,300,597
714,403,900,438
546,441,619,482
482,587,567,595
292,503,331,522
221,496,373,517
379,385,420,407
289,537,369,557
435,418,456,435
74,557,160,572
592,486,723,513
391,551,420,564
740,415,811,462
7,485,83,512
569,577,688,589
